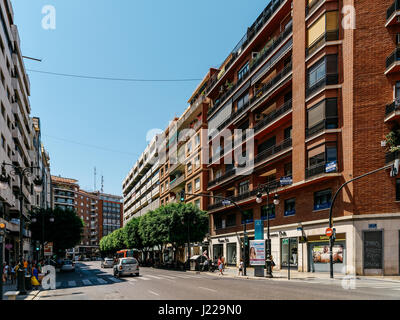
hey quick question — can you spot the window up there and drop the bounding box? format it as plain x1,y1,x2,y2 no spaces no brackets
308,58,326,88
195,134,200,147
238,62,249,81
241,209,254,224
284,163,293,176
226,214,236,227
194,154,200,168
307,11,339,48
237,93,249,111
187,162,192,174
284,126,292,140
261,205,275,220
214,216,222,230
239,181,249,194
314,189,332,211
187,141,192,154
258,136,276,154
195,178,200,191
397,179,400,201
187,182,192,194
395,81,400,100
284,198,296,216
195,199,201,209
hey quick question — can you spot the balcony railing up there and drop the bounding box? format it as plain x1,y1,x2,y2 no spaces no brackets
208,168,236,188
306,0,324,16
251,62,293,105
306,74,339,97
387,0,400,20
169,175,185,190
306,30,339,57
386,48,400,70
306,118,338,138
205,0,287,96
386,151,399,164
255,138,292,164
385,100,400,116
305,161,338,179
254,99,293,133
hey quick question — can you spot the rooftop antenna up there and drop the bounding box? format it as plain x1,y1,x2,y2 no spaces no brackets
94,167,97,192
101,175,104,193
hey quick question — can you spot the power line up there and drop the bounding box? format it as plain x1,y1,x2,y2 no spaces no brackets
27,69,202,83
42,134,140,157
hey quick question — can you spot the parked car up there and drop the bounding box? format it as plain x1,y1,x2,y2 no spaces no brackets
101,258,115,268
96,257,103,261
61,260,75,272
113,258,139,278
83,257,90,261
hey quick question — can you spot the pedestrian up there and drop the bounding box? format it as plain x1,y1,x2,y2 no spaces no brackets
2,263,6,284
4,263,9,284
270,255,276,271
10,264,16,284
238,259,244,276
31,264,40,290
203,258,209,272
218,256,224,276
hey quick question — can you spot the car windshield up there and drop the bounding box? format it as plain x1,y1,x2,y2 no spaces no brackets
121,258,137,265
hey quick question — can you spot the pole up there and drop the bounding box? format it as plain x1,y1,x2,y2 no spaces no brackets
17,170,26,295
243,219,247,276
187,217,190,270
328,164,393,279
288,238,291,280
42,211,45,261
266,189,273,278
0,233,3,300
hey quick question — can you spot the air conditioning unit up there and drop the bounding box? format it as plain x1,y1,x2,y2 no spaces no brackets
252,52,259,60
255,114,263,121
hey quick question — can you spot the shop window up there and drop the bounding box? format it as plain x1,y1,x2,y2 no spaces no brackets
226,214,236,227
314,189,332,211
261,204,275,220
241,209,254,224
284,198,296,216
281,238,298,267
239,181,250,194
227,243,237,266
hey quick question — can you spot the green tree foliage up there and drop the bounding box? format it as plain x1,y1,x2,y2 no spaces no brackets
30,207,84,254
123,217,143,250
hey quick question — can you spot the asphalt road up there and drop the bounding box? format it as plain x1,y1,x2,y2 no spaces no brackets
35,262,400,300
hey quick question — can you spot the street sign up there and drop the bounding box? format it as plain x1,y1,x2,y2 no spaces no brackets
221,200,231,206
282,238,289,245
44,242,53,256
325,228,333,237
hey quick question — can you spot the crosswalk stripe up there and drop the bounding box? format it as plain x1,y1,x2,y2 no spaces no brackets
127,278,137,282
159,275,176,279
174,275,191,279
107,277,121,283
82,279,92,286
68,281,77,287
137,276,151,281
97,278,107,284
146,275,162,279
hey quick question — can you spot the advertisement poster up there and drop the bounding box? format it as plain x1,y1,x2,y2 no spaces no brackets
250,240,265,266
312,245,343,264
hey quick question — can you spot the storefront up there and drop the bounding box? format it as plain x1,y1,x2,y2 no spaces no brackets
212,244,223,260
280,237,298,268
307,233,346,274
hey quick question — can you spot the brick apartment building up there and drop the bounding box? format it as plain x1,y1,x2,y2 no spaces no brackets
52,175,123,259
197,0,400,276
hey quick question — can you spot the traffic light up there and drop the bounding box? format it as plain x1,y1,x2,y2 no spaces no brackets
180,190,185,202
391,159,400,177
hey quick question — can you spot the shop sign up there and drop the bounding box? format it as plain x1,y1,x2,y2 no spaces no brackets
312,244,344,264
282,238,289,245
44,242,53,256
5,244,13,250
280,176,293,186
249,240,265,266
368,224,377,229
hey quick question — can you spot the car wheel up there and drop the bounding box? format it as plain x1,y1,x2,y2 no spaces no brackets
135,273,139,277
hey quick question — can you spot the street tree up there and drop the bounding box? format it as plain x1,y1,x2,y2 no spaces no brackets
123,217,143,250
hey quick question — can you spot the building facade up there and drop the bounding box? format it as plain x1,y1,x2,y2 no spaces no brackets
0,0,47,264
123,134,162,224
201,0,400,276
98,193,122,237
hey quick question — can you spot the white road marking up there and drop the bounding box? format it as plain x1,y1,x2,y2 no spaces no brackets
68,281,77,287
198,286,217,293
82,279,92,286
146,275,162,279
175,275,191,279
127,278,137,282
107,277,121,283
97,278,107,284
159,275,176,279
148,290,160,296
137,276,151,281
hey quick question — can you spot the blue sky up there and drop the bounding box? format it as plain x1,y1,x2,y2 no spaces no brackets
12,0,269,195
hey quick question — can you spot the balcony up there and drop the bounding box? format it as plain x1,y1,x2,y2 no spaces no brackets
306,0,324,17
306,118,339,138
208,168,237,188
385,100,400,122
386,151,399,164
205,0,288,97
254,99,293,133
306,161,338,179
169,175,185,192
254,138,292,165
306,74,339,98
11,152,23,167
208,24,293,119
306,30,339,57
385,48,400,75
387,0,400,27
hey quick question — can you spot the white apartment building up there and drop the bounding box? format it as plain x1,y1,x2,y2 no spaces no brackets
122,134,162,225
0,0,44,264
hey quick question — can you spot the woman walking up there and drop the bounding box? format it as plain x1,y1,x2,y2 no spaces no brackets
218,256,224,276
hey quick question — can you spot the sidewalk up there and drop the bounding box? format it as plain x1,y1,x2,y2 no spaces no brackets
2,282,41,300
195,267,400,283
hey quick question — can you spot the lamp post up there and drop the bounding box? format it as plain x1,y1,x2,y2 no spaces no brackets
0,161,42,295
182,214,196,270
256,183,279,278
31,208,54,262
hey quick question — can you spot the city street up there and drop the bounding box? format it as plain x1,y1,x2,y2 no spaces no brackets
34,262,400,300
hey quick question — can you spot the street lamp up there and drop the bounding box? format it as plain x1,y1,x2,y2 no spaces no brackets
31,207,54,261
256,184,280,279
0,161,42,295
182,214,196,270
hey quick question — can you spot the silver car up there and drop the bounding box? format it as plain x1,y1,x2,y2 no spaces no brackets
101,258,114,268
113,258,139,278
